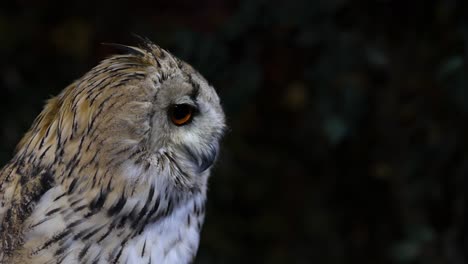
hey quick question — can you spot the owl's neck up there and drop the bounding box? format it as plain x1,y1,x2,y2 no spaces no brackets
12,135,210,263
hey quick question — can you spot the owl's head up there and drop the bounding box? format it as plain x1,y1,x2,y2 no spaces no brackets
16,40,225,193
149,61,225,173
111,42,226,191
139,46,226,190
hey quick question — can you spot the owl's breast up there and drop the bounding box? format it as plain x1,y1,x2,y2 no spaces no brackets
13,184,205,264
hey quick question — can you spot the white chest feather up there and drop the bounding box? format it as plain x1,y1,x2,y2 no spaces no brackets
18,184,205,264
124,200,203,264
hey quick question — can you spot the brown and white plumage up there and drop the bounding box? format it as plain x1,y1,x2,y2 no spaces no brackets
0,40,225,263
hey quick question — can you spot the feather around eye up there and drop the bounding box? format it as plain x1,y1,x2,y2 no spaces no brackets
169,104,194,126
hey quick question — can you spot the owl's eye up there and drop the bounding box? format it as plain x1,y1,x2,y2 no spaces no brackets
169,104,195,126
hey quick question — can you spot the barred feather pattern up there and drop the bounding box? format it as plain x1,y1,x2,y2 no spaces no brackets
0,41,225,264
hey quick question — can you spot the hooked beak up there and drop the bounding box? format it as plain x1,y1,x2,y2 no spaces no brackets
183,142,219,173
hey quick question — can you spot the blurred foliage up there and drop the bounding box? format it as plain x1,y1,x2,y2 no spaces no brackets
1,0,468,263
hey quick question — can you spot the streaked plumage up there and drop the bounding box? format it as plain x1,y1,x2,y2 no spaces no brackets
0,40,225,263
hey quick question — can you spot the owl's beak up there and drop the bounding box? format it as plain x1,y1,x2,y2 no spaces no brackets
198,143,218,173
183,142,219,173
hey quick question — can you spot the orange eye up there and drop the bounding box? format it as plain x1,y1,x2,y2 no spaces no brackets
169,104,194,126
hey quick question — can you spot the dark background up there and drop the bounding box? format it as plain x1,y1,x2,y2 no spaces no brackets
1,0,468,263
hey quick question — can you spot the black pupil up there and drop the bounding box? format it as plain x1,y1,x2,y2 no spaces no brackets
172,104,191,120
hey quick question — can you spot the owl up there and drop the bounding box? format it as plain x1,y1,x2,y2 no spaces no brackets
0,40,225,263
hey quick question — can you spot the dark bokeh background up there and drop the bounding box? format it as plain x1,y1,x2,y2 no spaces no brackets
1,0,468,263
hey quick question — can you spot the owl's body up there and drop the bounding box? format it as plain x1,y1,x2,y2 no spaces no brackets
0,41,225,263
